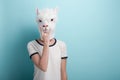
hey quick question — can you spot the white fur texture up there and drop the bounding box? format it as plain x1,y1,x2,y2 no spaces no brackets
36,8,58,39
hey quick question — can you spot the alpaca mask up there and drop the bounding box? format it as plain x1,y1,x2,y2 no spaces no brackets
36,8,58,40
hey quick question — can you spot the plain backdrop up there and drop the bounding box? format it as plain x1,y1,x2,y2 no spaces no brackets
0,0,120,80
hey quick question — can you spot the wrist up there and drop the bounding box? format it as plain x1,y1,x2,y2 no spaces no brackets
44,42,49,46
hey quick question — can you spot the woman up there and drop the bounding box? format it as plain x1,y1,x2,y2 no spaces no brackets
27,8,68,80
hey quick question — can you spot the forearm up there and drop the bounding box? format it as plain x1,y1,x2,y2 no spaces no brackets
39,44,49,72
61,72,67,80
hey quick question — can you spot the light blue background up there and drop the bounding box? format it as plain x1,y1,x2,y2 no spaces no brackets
0,0,120,80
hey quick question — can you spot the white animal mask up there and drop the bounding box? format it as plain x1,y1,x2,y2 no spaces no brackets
36,8,58,40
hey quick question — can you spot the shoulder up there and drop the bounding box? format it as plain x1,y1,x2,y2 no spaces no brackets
57,40,66,44
27,40,36,47
56,40,67,47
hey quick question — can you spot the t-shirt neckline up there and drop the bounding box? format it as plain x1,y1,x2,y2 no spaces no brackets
35,38,57,47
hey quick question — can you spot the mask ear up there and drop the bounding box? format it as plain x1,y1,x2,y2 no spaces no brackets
36,8,40,15
54,7,58,14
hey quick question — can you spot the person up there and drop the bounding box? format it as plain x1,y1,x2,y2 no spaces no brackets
27,8,68,80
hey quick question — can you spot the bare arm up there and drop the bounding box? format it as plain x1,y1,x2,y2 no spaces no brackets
31,30,50,72
31,44,49,72
61,59,68,80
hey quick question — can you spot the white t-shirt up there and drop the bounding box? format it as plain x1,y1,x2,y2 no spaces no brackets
27,38,68,80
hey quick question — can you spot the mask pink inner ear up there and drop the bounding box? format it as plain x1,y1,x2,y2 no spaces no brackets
54,8,58,14
36,8,39,15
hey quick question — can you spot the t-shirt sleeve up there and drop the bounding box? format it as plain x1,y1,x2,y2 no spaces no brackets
60,41,68,59
27,41,39,59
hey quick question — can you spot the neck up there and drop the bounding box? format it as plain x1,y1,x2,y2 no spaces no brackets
38,38,55,46
40,38,54,42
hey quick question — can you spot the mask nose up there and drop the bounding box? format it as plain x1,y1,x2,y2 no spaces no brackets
43,25,48,27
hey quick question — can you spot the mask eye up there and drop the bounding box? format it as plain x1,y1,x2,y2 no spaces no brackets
39,19,42,22
51,19,54,21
